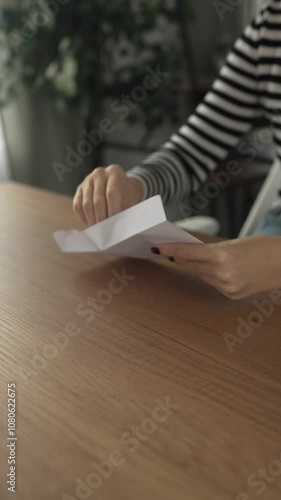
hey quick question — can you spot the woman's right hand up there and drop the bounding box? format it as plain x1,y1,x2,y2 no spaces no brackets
73,164,145,226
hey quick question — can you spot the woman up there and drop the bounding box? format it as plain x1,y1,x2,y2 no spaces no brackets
73,0,281,300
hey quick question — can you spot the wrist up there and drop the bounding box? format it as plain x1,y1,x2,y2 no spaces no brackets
129,177,146,202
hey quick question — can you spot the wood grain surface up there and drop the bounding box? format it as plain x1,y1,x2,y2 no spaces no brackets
0,182,281,500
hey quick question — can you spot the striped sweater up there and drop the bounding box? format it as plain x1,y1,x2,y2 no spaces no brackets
127,0,281,206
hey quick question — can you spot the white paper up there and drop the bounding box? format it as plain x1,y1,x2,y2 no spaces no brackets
53,195,203,259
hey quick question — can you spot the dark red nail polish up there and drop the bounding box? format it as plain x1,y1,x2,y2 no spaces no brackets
168,257,175,262
151,247,160,255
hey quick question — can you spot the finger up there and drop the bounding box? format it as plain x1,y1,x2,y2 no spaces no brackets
92,169,108,223
82,178,96,226
176,259,218,279
73,186,88,225
157,243,212,262
106,165,123,217
175,259,226,294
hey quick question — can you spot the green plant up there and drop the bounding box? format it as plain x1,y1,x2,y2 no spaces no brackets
0,1,193,127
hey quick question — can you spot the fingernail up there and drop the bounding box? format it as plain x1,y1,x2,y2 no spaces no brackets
168,257,175,262
151,247,160,255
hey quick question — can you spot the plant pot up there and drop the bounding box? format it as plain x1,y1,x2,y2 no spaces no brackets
2,93,84,195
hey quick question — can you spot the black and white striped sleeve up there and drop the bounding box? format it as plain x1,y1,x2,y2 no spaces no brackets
127,7,266,207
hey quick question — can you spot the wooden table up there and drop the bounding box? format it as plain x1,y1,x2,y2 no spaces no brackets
1,182,281,500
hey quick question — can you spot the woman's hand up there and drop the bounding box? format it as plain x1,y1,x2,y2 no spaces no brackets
73,164,144,226
155,236,281,300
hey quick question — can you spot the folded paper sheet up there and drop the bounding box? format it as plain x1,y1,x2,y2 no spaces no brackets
54,195,202,259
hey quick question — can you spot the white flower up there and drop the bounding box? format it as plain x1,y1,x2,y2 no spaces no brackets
59,37,72,54
143,15,179,47
54,54,78,98
111,37,137,71
45,61,59,80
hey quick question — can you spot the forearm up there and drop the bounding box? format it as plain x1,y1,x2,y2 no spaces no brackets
255,236,281,293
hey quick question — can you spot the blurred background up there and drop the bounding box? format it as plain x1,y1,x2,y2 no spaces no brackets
0,0,270,237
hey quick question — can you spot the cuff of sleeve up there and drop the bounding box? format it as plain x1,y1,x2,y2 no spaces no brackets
126,172,148,202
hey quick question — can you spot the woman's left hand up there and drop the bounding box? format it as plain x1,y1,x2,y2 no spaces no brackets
156,236,281,300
